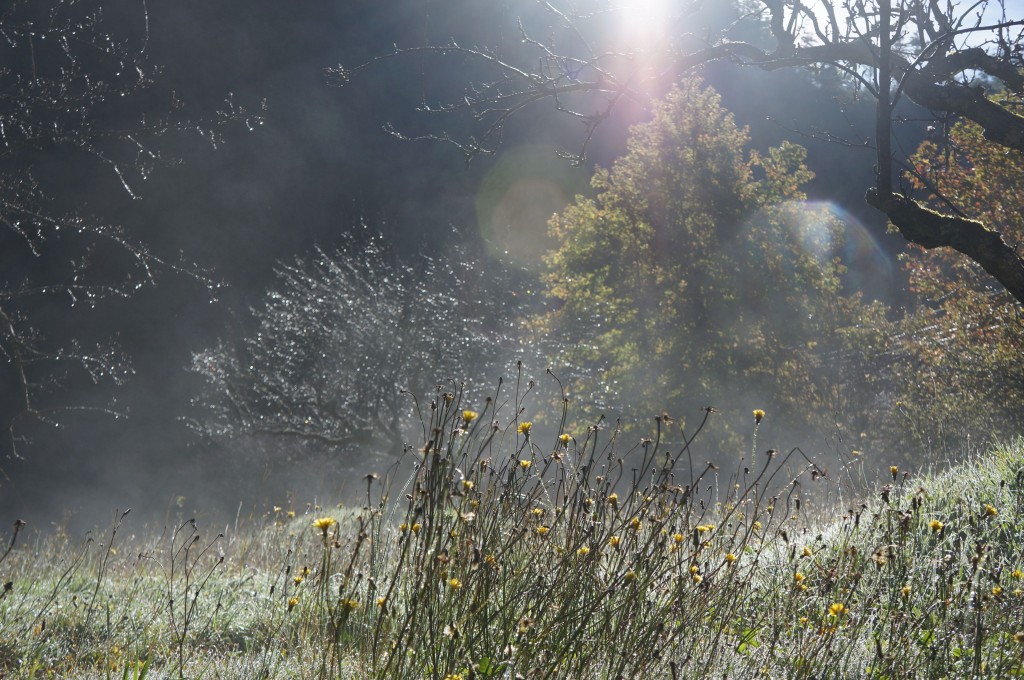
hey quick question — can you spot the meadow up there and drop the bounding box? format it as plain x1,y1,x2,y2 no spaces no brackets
2,387,1023,679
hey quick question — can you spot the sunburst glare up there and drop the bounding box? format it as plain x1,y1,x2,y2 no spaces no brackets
612,0,675,50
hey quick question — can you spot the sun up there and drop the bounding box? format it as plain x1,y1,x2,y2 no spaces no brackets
603,0,677,89
613,0,675,49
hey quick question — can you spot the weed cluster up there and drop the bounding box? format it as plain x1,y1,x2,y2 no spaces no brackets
1,380,1023,678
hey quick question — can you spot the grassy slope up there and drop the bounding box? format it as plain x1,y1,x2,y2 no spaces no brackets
1,435,1022,679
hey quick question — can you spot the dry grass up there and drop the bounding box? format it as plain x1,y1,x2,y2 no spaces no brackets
2,384,1023,678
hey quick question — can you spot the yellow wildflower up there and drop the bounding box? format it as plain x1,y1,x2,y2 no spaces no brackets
802,546,813,557
697,524,714,533
448,578,462,590
411,522,422,534
828,602,846,618
1012,569,1024,580
535,525,550,536
673,532,685,544
984,503,998,517
901,585,912,598
577,546,590,556
609,535,621,548
890,466,899,478
929,519,944,532
518,421,532,435
287,596,299,611
630,517,642,532
376,597,387,608
753,409,765,424
558,433,571,446
607,492,619,506
462,410,478,424
462,479,475,492
518,459,532,469
312,517,336,533
794,572,805,583
624,571,637,582
992,586,1003,597
725,553,737,563
531,507,544,518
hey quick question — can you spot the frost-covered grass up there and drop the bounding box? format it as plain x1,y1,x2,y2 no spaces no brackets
2,389,1023,678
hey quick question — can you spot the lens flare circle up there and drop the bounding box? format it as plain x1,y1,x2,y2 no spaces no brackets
769,200,894,298
476,146,587,268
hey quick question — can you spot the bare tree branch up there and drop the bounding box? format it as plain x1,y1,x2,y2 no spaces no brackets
1,0,261,456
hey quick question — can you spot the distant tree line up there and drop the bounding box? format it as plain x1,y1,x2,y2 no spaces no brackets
194,76,1022,470
190,0,1024,470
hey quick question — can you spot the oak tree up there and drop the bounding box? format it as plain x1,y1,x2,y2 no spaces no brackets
886,93,1024,451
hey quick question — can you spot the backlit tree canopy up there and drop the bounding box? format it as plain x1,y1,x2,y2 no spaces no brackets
887,91,1024,450
337,0,1024,305
538,78,864,443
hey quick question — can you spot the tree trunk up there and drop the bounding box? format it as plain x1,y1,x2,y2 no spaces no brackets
866,189,1024,305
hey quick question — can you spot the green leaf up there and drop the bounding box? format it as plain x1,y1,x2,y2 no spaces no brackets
475,657,510,677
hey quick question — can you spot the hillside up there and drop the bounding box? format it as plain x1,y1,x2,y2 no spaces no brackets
1,421,1022,678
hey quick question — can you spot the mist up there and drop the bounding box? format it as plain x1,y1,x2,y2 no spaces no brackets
3,0,1007,541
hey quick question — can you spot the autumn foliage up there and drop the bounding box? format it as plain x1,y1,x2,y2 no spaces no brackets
888,100,1024,452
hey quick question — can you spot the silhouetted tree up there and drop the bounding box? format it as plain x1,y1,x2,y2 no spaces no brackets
0,0,260,457
336,0,1024,305
191,226,523,459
